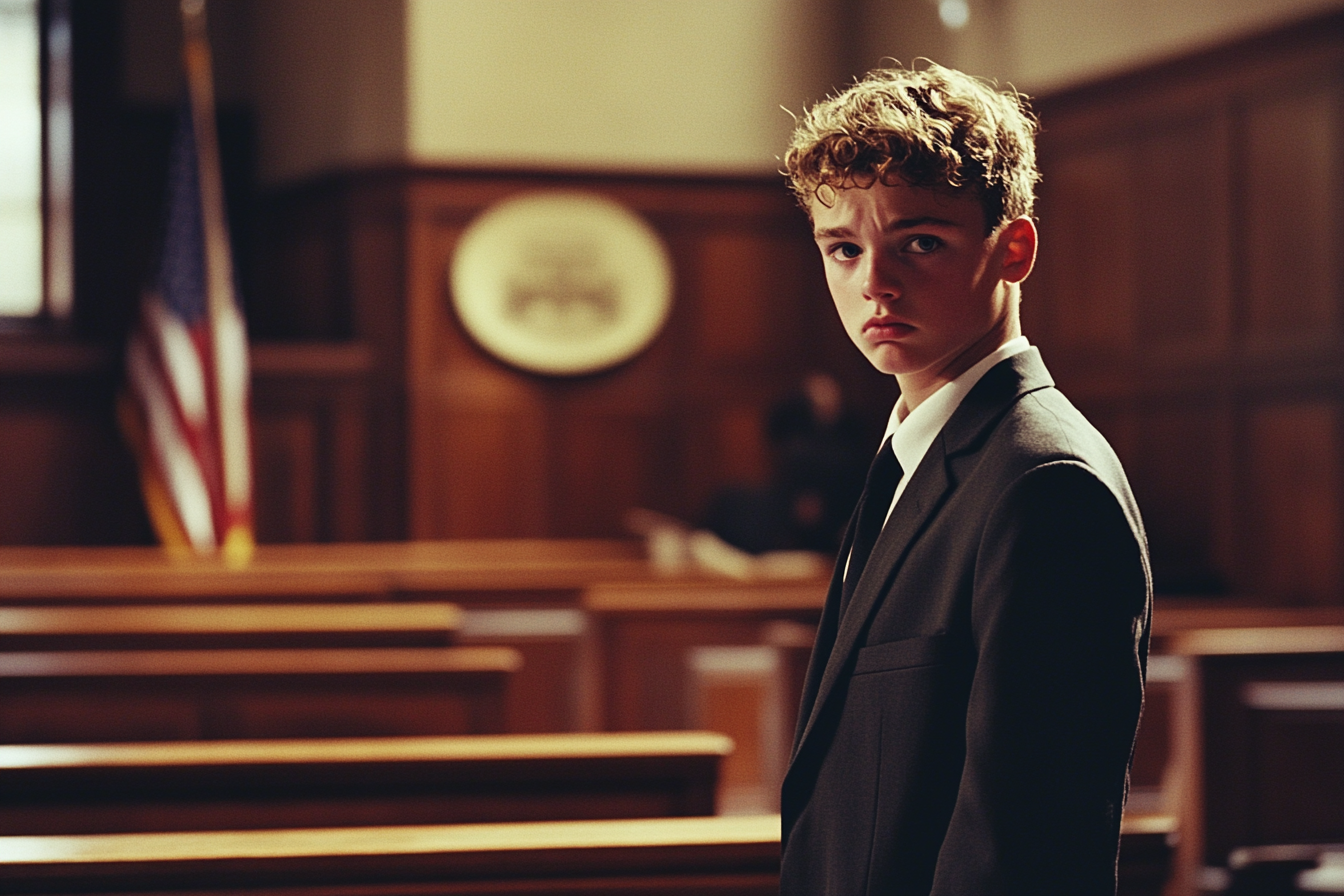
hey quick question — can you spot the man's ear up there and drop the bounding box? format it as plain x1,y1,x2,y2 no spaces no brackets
997,217,1037,284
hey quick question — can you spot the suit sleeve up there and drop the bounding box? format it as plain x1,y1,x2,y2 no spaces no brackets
931,460,1150,896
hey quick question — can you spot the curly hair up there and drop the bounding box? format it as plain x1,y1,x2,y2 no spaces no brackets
783,62,1040,233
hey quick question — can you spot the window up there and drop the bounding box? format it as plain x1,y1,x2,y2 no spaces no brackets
0,0,71,319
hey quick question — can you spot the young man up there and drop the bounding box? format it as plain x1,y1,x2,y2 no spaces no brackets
779,64,1151,894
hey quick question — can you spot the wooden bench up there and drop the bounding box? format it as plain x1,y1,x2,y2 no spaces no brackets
1151,599,1344,652
0,603,462,651
1168,625,1344,896
1128,601,1344,813
1120,811,1178,896
0,812,1172,895
0,540,653,735
0,646,520,743
0,540,650,607
0,814,783,895
0,730,732,835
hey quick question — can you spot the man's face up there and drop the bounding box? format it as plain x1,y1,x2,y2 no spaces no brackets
809,180,1034,408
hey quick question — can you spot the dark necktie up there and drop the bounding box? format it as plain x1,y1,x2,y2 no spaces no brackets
841,436,903,614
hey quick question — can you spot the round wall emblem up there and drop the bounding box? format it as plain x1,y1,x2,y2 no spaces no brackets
449,191,674,376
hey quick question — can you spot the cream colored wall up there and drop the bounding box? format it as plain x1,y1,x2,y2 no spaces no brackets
1010,0,1344,90
855,0,1344,94
404,0,842,174
241,0,1344,184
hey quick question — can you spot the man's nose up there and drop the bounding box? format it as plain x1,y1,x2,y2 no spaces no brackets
862,254,901,302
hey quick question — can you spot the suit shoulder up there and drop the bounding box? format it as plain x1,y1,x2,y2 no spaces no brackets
954,387,1138,520
992,389,1122,474
993,391,1145,536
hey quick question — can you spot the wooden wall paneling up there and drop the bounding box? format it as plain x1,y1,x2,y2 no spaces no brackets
249,343,375,543
407,190,493,538
247,169,900,542
0,365,151,546
251,187,354,340
683,227,786,517
250,410,319,543
680,217,840,528
1031,10,1344,606
1131,113,1233,364
1242,71,1344,355
427,401,550,539
1242,399,1344,604
391,173,856,540
1132,399,1236,594
405,180,622,539
326,379,375,541
1032,141,1137,370
256,177,411,541
344,183,412,541
695,230,781,364
551,408,666,538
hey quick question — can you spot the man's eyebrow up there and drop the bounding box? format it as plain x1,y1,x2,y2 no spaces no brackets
813,216,964,240
887,216,963,231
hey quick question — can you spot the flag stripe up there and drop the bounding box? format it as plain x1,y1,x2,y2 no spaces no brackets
126,334,217,551
121,0,253,556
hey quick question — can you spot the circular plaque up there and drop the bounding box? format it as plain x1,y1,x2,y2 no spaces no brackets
449,191,674,376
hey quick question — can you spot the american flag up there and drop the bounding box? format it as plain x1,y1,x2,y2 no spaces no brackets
121,2,252,558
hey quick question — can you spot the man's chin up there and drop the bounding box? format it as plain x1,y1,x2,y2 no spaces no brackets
864,347,918,377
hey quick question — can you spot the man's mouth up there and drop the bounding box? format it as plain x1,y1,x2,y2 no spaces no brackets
864,320,915,340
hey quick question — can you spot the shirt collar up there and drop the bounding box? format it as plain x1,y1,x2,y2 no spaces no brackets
884,336,1031,478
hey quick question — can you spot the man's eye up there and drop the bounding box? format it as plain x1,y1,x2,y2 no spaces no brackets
829,243,862,260
906,235,941,254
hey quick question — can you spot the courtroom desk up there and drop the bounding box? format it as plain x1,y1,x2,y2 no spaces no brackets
0,646,519,743
582,579,826,814
583,579,826,730
1167,625,1344,896
0,730,732,834
0,814,783,896
0,603,462,651
0,539,649,606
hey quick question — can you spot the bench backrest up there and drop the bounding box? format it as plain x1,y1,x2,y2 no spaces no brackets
1171,627,1344,893
0,814,783,896
0,730,733,834
0,603,462,651
0,646,520,743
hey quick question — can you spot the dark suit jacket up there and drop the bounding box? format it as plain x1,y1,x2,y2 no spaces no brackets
780,349,1151,896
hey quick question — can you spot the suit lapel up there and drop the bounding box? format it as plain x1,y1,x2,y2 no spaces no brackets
786,349,1056,778
789,439,952,758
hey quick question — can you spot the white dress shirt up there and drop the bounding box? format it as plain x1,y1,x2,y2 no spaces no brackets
842,337,1031,582
883,336,1032,522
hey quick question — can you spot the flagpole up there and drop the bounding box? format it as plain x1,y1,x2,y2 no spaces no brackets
179,0,253,563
